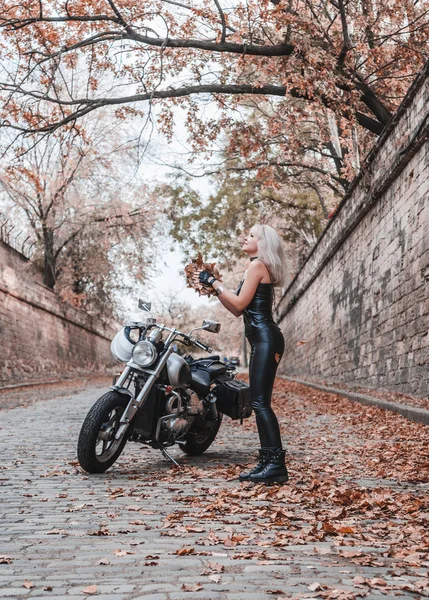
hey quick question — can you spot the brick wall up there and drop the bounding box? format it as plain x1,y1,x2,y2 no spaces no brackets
0,241,116,383
277,63,429,397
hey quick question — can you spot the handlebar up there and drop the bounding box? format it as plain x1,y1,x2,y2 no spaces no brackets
134,321,213,354
193,339,212,353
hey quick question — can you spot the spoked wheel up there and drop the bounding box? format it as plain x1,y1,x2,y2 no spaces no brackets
77,391,130,473
180,413,223,456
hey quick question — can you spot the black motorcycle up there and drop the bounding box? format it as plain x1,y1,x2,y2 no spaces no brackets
77,300,251,473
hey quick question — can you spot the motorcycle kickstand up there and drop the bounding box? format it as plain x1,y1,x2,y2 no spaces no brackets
160,446,181,468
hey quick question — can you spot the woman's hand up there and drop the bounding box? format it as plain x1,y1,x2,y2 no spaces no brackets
198,270,218,287
184,253,222,297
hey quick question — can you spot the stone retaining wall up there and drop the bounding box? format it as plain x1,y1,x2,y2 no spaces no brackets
0,241,115,383
277,63,429,397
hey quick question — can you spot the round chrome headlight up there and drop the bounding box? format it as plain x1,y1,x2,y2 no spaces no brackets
132,341,157,367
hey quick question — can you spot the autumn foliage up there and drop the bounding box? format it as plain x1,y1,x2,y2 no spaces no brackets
184,252,223,297
1,0,426,268
0,0,427,289
0,0,427,172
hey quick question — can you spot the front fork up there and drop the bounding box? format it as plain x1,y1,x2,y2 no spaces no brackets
113,344,175,441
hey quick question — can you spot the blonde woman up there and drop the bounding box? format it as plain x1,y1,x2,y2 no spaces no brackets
198,224,288,484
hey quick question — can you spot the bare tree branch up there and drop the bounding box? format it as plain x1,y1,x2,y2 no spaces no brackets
1,82,385,135
337,0,352,66
1,15,295,57
213,0,227,43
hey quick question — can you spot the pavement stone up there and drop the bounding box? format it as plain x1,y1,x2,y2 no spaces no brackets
1,383,429,600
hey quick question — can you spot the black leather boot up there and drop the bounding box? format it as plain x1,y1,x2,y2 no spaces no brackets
248,448,288,484
239,449,269,481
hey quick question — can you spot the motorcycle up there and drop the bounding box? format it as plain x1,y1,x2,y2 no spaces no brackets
77,300,252,473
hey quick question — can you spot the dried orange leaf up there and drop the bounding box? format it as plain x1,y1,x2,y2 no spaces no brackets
369,578,387,587
114,549,135,557
82,585,98,595
181,583,203,592
175,547,196,556
184,252,222,298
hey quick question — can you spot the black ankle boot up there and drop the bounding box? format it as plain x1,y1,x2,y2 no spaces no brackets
239,449,269,481
248,448,289,484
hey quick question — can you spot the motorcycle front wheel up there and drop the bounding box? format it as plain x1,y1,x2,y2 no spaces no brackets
180,413,223,456
77,391,130,473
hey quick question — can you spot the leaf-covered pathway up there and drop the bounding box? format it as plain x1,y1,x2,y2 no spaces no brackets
1,379,428,599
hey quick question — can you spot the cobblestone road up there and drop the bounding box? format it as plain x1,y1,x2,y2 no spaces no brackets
1,381,428,600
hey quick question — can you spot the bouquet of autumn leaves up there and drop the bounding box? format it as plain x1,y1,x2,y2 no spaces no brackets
184,252,223,298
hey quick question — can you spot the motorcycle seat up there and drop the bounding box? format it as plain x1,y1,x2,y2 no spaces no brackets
193,355,220,362
192,361,226,377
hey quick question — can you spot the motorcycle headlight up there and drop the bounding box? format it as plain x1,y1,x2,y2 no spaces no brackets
132,341,157,367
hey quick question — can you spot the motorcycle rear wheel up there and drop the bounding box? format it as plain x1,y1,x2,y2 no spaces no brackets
77,391,130,473
180,413,223,456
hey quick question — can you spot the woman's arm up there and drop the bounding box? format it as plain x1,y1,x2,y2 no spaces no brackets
216,291,242,317
210,261,266,317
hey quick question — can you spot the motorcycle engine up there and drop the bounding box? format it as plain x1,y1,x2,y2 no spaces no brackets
186,390,204,415
158,389,204,443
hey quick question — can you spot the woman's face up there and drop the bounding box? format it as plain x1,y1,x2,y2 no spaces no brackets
242,228,259,255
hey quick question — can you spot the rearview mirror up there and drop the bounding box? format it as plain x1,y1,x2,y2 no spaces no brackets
202,319,221,334
138,299,152,312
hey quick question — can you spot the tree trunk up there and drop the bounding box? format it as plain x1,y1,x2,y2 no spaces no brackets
42,225,56,289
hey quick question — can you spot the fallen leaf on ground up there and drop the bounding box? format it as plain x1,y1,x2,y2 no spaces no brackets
403,552,422,564
23,580,34,589
314,547,332,555
175,547,196,556
82,585,98,595
46,528,68,535
114,549,135,556
341,551,363,558
181,583,203,591
205,561,224,573
309,582,323,591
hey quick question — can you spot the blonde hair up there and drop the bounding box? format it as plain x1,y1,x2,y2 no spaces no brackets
251,224,287,287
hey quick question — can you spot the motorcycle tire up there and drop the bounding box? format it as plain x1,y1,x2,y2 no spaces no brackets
180,413,223,456
77,391,130,473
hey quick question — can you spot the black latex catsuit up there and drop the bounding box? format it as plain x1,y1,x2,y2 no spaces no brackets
236,274,285,449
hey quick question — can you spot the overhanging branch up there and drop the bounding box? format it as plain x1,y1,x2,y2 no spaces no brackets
2,82,385,135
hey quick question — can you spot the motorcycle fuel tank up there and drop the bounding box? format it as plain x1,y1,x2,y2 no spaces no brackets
166,353,191,388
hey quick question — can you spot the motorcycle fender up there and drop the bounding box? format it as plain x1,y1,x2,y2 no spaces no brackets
109,385,135,399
